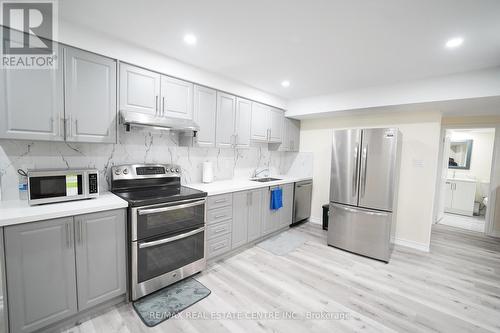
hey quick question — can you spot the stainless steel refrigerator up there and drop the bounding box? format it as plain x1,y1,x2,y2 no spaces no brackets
327,128,401,262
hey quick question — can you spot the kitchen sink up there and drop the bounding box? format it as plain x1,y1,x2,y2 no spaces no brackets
251,177,282,182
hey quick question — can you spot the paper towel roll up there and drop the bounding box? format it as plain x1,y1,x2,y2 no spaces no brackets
202,161,214,183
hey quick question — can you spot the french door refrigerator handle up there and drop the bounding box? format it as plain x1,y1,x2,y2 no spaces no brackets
353,144,359,195
360,146,368,197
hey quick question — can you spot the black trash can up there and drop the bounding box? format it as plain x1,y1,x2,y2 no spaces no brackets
322,204,329,230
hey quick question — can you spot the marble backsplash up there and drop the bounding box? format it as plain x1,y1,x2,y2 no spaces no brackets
0,127,313,201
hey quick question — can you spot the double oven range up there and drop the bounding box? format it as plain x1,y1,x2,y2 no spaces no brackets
111,164,207,301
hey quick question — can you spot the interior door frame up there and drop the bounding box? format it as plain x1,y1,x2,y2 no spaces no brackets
433,122,499,237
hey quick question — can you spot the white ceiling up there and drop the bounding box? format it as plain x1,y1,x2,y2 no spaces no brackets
59,0,500,100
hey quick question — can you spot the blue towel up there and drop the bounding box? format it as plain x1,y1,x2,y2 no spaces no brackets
270,187,283,210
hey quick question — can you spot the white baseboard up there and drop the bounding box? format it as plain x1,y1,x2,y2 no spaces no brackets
308,216,321,225
394,237,430,252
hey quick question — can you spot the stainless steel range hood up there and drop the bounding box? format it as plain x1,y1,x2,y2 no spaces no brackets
120,111,199,135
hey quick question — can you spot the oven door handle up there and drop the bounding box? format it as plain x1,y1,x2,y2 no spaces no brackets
139,226,205,249
138,199,205,215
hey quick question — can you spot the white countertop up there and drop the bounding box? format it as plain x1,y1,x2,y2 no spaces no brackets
0,192,129,227
185,175,313,196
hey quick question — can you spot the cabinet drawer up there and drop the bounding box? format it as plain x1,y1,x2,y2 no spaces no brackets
207,194,233,210
207,206,233,225
207,234,232,259
207,220,232,240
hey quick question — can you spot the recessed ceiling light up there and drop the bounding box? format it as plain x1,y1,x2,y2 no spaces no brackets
183,34,197,45
445,37,464,49
281,80,290,87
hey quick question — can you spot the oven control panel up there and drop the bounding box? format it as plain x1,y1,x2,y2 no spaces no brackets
111,164,181,180
136,166,166,175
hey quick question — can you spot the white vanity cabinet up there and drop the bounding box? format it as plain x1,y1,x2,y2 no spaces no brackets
444,179,477,216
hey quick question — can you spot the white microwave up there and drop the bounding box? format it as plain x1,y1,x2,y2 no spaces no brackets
27,169,99,205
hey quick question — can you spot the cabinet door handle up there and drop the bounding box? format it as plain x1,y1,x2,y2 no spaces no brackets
59,114,64,138
155,95,159,116
80,220,84,244
214,226,226,234
162,97,165,116
65,223,70,248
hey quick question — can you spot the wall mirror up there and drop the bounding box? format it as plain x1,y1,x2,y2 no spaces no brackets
448,140,473,170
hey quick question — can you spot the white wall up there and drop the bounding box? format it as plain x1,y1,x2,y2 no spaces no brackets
300,111,442,251
57,20,287,110
287,67,500,118
446,130,495,183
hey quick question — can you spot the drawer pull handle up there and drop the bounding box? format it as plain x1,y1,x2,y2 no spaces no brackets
214,227,226,233
213,243,226,250
214,214,226,219
214,199,226,203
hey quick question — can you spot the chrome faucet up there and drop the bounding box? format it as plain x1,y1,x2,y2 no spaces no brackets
253,168,269,178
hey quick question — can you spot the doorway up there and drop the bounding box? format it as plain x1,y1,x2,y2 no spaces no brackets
435,128,496,233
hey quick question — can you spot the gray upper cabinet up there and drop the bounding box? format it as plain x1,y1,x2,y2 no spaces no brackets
119,63,160,116
247,189,264,242
161,75,193,119
5,217,77,333
250,102,269,141
268,108,283,143
232,191,249,249
250,103,284,143
75,209,126,311
193,85,217,147
0,43,64,141
216,92,236,148
64,47,117,143
280,118,301,152
288,118,300,151
235,97,252,148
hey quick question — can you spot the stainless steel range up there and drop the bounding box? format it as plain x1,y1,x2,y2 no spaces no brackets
110,164,207,301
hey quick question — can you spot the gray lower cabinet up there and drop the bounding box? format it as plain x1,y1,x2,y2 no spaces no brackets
263,183,294,236
4,209,126,333
64,47,117,143
280,183,294,228
232,191,249,249
5,217,77,333
74,210,126,311
247,189,264,242
232,188,265,249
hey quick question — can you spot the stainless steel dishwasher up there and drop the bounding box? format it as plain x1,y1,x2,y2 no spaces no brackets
292,180,313,225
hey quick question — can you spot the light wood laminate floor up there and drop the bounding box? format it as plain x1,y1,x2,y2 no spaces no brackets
63,223,500,333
